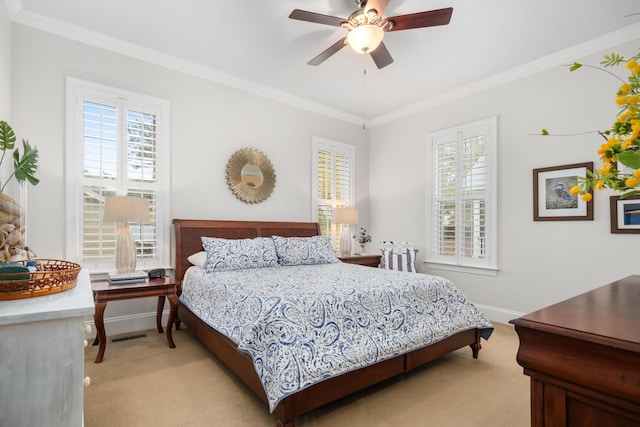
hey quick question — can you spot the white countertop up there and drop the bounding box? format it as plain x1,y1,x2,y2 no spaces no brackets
0,269,94,326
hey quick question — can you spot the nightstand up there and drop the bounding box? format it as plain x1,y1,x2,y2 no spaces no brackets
339,254,381,267
91,276,178,363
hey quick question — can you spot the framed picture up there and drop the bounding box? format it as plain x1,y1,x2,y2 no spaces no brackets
610,195,640,234
533,162,594,221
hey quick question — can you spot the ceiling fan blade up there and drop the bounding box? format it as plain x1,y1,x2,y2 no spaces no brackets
308,37,347,66
370,41,393,69
384,7,453,32
364,0,390,18
289,9,346,27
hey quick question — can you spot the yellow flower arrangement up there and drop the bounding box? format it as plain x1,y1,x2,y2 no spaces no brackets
543,50,640,200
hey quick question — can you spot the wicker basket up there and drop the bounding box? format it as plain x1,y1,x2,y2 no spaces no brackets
0,259,81,301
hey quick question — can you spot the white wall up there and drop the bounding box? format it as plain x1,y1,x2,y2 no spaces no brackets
0,2,10,120
369,39,640,323
10,24,369,334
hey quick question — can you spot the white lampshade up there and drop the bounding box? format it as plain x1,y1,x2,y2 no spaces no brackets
103,196,150,222
103,196,150,273
333,207,359,224
347,24,384,53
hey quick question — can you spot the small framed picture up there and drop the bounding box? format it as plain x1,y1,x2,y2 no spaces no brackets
533,162,594,221
610,195,640,233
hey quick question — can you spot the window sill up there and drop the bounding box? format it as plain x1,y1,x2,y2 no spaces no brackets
423,261,499,277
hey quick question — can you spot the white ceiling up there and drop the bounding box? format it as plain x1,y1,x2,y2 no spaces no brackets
8,0,640,126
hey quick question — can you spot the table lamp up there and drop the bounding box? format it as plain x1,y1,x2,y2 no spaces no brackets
103,196,150,273
333,207,358,257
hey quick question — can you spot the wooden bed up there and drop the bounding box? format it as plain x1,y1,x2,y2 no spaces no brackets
172,218,483,427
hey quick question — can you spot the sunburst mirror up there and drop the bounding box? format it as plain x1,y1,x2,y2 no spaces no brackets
226,148,276,204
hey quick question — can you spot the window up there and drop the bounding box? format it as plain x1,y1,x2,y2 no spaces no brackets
311,137,355,252
426,116,497,272
65,77,170,272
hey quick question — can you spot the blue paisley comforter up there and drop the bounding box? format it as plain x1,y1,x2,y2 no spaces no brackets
180,263,493,411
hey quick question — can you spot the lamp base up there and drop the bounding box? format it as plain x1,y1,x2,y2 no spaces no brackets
115,223,137,274
340,226,352,257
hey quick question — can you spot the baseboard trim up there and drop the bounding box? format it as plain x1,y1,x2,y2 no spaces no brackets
83,310,172,339
475,304,525,325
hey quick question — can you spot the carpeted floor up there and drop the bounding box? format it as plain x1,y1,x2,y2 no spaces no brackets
83,322,530,426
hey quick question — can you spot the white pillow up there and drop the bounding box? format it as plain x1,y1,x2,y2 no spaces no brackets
187,251,207,268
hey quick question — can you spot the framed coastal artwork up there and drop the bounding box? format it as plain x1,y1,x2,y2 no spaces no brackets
533,162,594,221
610,195,640,234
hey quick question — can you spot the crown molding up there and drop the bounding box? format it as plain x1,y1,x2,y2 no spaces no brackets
370,22,640,127
10,8,639,129
11,9,364,126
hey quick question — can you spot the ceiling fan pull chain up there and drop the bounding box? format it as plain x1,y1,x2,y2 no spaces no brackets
362,62,367,130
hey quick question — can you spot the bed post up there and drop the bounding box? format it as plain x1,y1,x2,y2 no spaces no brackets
470,329,482,358
274,399,295,427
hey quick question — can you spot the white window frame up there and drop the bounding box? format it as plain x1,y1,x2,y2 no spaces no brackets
65,77,171,273
311,137,355,252
425,116,498,275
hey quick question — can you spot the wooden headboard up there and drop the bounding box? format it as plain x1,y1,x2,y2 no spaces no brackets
172,219,321,284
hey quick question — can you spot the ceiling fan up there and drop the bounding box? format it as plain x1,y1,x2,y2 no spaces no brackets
289,0,453,69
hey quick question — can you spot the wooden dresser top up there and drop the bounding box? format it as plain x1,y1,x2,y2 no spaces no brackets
511,275,640,350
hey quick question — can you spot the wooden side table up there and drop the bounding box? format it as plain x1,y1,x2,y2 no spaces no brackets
91,276,178,363
339,254,381,267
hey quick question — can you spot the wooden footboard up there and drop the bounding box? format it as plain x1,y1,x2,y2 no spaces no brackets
178,301,480,427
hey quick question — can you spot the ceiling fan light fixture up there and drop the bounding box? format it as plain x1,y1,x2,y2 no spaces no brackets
347,24,384,53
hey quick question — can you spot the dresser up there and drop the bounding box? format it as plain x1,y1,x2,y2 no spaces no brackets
510,275,640,426
0,269,94,427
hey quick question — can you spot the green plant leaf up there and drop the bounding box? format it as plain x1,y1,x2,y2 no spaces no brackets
621,189,640,198
12,139,39,186
617,150,640,170
0,120,16,152
600,53,625,67
569,62,583,71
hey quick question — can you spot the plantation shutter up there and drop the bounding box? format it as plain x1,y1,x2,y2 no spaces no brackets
431,118,494,269
312,138,355,252
461,135,487,260
433,134,458,260
124,109,159,262
65,75,172,274
82,101,118,262
82,101,160,264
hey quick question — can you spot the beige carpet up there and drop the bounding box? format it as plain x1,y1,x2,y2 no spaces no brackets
84,322,530,426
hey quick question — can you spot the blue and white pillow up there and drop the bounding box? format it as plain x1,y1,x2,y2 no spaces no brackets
380,241,418,273
381,249,418,272
272,235,340,266
201,236,278,272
